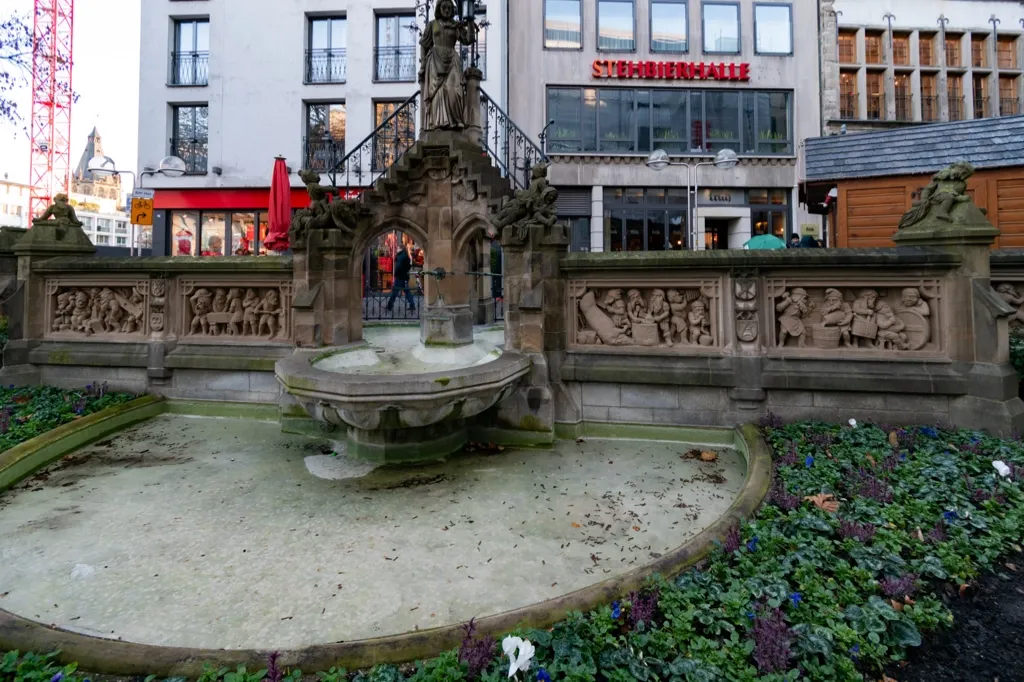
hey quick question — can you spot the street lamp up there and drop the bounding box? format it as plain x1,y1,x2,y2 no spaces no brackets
646,148,739,249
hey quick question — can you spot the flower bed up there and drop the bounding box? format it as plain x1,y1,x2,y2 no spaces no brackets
1,419,1023,681
0,383,136,453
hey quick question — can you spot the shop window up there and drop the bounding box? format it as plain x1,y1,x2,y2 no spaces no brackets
604,188,691,251
172,211,198,256
702,2,739,55
598,89,636,152
231,213,256,255
754,3,792,56
544,0,582,49
200,213,227,256
650,0,687,53
598,0,634,51
751,207,787,239
170,210,276,257
704,90,740,152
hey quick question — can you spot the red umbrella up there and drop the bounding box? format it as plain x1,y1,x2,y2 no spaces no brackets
263,156,291,252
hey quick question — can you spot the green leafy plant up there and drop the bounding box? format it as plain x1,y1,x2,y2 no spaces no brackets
0,383,135,453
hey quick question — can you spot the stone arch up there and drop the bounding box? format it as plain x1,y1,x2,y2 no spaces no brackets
452,212,494,262
349,216,430,280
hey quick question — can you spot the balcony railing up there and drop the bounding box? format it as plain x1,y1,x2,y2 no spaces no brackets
459,41,487,79
921,95,939,121
839,93,857,119
974,97,990,119
866,94,884,120
169,138,209,174
948,97,965,121
894,94,913,121
374,45,417,82
1001,98,1020,116
170,51,209,86
305,48,347,84
304,137,345,173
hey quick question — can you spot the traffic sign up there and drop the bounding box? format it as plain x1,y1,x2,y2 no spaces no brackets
131,197,154,226
131,188,155,200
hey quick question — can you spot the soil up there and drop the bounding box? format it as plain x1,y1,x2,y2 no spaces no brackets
885,559,1024,682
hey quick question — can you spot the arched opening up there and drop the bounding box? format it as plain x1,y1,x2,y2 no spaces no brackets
360,227,427,321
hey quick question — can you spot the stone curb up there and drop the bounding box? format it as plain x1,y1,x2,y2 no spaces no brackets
0,420,773,677
0,395,165,492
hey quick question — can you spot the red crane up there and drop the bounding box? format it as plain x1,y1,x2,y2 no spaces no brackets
28,0,74,218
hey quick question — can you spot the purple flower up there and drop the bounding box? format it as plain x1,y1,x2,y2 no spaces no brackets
51,674,64,682
611,600,621,619
266,651,283,682
746,611,756,620
627,588,660,630
804,455,814,468
747,536,759,552
920,426,939,439
722,525,741,554
788,593,802,607
758,412,784,429
536,671,551,682
838,519,877,542
926,521,948,544
879,573,919,599
943,510,958,522
458,618,497,680
769,481,801,511
752,607,792,674
850,644,859,663
848,469,893,504
776,444,799,467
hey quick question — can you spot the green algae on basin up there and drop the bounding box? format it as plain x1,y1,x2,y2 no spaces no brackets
314,326,505,375
0,414,745,650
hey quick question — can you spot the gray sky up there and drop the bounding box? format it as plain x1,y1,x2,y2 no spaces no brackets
0,0,141,190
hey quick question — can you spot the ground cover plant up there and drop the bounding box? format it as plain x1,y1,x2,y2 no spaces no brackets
1,418,1023,680
0,383,135,453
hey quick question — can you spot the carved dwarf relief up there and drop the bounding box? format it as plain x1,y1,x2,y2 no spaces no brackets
569,281,720,350
180,281,293,342
995,283,1024,327
766,281,941,353
46,280,149,337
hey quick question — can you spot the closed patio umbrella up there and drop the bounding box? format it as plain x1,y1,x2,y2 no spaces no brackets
263,156,291,253
744,234,788,250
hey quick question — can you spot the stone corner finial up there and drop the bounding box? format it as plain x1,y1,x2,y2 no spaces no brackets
892,161,999,247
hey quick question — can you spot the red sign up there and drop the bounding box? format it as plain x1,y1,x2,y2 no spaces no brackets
592,60,750,82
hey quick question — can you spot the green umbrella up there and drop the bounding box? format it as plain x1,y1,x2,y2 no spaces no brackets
744,234,788,250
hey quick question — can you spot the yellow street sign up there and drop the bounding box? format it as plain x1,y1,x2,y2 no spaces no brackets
131,197,154,226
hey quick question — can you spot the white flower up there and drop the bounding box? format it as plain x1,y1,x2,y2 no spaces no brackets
993,460,1012,478
848,418,857,428
502,636,535,678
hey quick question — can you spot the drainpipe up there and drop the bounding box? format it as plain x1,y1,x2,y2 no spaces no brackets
817,1,825,135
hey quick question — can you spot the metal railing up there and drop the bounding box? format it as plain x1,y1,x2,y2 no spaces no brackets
948,97,965,121
329,91,419,187
362,284,424,321
481,88,548,190
839,93,857,119
374,45,417,82
921,95,940,121
304,137,345,173
894,94,913,121
169,138,208,174
866,94,885,120
1001,98,1021,116
170,51,209,86
459,41,486,79
305,48,347,84
973,97,990,120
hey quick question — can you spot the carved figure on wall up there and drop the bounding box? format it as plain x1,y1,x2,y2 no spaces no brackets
48,285,148,337
897,162,974,230
898,287,931,317
851,289,879,347
575,285,718,349
33,193,83,233
99,289,123,333
242,288,261,336
52,292,72,331
819,288,853,348
648,289,674,346
299,168,337,218
257,290,283,338
70,290,90,331
226,287,245,335
189,288,214,335
688,299,713,346
875,301,909,350
577,290,633,346
996,283,1024,326
121,287,146,334
494,164,558,244
776,287,813,347
420,0,475,131
668,289,689,341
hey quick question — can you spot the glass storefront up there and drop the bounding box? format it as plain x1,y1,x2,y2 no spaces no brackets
170,209,277,256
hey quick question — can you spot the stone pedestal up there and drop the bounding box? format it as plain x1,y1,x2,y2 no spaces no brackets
421,304,474,346
290,226,362,348
464,67,483,146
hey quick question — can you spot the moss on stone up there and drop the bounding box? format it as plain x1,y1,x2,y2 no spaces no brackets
434,377,451,386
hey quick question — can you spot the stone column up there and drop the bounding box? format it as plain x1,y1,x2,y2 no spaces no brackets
464,66,483,146
590,185,604,252
290,226,361,348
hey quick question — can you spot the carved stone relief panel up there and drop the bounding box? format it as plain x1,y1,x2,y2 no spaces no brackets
994,281,1024,328
45,278,150,338
734,277,759,345
764,279,943,355
179,280,293,343
568,280,721,352
149,276,167,333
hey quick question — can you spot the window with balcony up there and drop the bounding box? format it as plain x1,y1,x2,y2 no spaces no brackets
998,37,1018,70
971,35,988,68
974,76,990,119
650,0,687,53
96,218,111,233
839,71,857,118
305,102,346,173
373,101,416,171
702,2,739,55
920,33,936,66
866,72,883,119
945,35,962,68
754,3,792,56
864,32,883,65
948,75,964,120
115,221,127,233
894,74,911,120
171,104,209,174
544,0,582,49
375,14,417,82
1000,76,1019,115
892,34,910,66
307,16,347,83
171,19,209,86
921,74,938,121
838,30,856,64
598,0,635,51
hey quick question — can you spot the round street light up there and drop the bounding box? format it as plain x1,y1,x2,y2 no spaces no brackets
646,149,671,171
87,155,118,177
713,148,739,170
158,156,188,178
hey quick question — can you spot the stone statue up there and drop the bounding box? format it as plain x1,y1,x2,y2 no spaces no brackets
494,163,558,244
290,169,364,244
33,193,84,234
898,162,974,230
776,287,813,347
420,0,475,131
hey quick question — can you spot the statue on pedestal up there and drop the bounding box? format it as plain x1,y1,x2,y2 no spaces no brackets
494,163,559,244
898,162,974,230
33,193,84,238
420,0,476,131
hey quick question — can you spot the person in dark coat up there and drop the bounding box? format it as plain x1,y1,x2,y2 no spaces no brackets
788,234,801,248
798,235,820,248
386,243,417,313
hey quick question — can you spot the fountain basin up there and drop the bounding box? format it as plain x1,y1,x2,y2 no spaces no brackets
275,344,530,463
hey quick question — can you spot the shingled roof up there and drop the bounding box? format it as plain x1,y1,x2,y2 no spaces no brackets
805,115,1024,182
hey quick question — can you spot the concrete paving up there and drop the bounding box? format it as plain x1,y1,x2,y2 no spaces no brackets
0,415,744,650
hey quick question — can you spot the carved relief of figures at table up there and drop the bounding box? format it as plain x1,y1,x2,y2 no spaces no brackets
995,282,1024,327
766,282,940,353
46,280,149,337
180,282,292,342
571,282,719,350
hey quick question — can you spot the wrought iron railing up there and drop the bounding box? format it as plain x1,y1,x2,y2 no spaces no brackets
170,51,209,86
894,95,913,121
363,284,424,321
329,91,419,188
305,48,347,84
839,93,857,119
865,94,884,120
304,137,345,173
169,138,208,174
948,96,965,121
1001,98,1020,116
921,95,940,121
374,45,417,82
974,97,991,120
480,88,548,190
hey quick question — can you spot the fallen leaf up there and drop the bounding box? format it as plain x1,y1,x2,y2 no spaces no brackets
915,527,924,542
888,431,899,448
890,599,904,612
804,493,840,513
632,525,641,531
699,450,718,462
959,583,969,598
904,597,915,606
571,522,581,528
576,437,585,444
682,449,701,459
1007,562,1018,572
1011,543,1022,553
865,454,877,467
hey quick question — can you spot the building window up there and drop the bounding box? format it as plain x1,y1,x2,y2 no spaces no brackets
864,32,882,65
749,189,789,241
920,33,936,66
544,0,582,49
945,35,962,68
971,35,988,68
650,0,687,53
304,102,346,173
839,71,857,118
997,37,1018,70
307,16,347,84
171,105,209,174
374,14,417,81
171,19,209,86
921,74,938,121
546,86,793,157
95,235,110,245
702,2,739,55
604,188,689,251
96,218,111,232
866,72,883,120
948,75,964,121
597,0,634,51
974,76,990,119
373,101,416,171
894,74,911,121
753,4,792,56
171,210,272,257
116,236,127,246
1000,76,1019,116
115,221,127,233
838,30,856,64
892,33,910,66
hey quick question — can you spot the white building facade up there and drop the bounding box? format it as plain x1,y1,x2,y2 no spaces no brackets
0,179,30,229
821,0,1024,134
138,0,508,257
509,0,821,252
